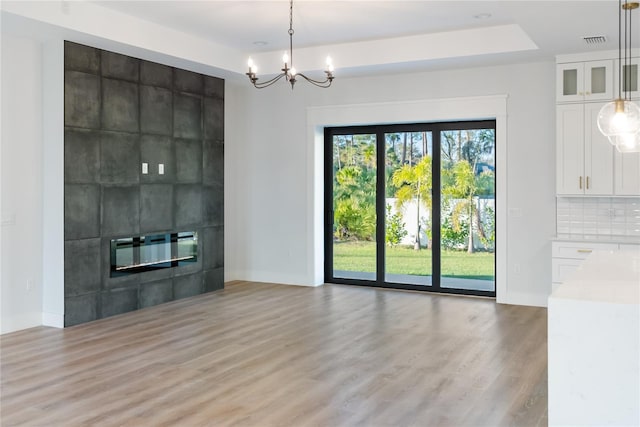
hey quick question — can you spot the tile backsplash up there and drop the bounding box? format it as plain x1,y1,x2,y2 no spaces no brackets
556,197,640,238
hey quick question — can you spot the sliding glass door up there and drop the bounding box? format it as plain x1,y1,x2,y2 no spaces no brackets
384,131,434,287
325,121,496,297
440,128,496,292
331,133,377,281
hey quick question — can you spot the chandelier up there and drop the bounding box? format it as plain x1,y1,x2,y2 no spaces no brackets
246,0,334,89
597,0,640,153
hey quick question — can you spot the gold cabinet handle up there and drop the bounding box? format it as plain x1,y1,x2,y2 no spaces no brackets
577,249,593,253
579,176,583,189
586,176,590,189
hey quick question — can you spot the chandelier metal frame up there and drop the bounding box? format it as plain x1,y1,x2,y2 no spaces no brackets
246,0,334,89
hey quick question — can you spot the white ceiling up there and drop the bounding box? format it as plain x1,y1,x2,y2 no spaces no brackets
90,0,623,75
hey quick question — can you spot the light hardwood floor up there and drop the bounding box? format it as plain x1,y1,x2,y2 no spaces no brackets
1,281,548,426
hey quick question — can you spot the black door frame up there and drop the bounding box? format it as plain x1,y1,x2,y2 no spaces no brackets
324,120,496,297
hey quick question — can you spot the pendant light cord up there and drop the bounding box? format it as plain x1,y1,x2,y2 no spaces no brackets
626,0,632,100
619,0,623,100
288,0,294,70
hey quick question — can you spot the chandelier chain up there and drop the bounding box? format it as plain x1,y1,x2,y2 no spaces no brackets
289,0,294,69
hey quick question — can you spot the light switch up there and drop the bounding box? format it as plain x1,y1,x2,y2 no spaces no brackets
158,163,164,175
142,163,148,174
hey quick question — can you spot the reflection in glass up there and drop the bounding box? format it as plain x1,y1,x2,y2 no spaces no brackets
110,231,198,277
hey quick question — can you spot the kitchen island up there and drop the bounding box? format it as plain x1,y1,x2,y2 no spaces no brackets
548,249,640,426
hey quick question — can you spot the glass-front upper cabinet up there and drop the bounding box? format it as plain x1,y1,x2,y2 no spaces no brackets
557,60,613,103
615,58,640,100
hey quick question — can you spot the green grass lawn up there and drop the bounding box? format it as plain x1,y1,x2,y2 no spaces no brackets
333,241,494,280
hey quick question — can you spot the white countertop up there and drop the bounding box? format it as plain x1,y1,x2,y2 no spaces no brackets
550,250,640,305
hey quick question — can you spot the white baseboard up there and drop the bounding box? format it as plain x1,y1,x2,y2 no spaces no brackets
0,312,42,334
499,290,549,308
42,311,64,328
228,270,321,287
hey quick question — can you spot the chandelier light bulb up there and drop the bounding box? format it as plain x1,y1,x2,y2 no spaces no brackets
290,67,297,76
283,52,289,64
247,57,256,73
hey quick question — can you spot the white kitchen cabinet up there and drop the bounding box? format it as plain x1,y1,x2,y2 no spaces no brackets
615,150,640,195
614,57,640,100
551,241,620,292
619,243,640,253
556,60,614,103
556,103,614,195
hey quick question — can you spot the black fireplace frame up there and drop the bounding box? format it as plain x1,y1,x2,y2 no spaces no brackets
110,231,198,277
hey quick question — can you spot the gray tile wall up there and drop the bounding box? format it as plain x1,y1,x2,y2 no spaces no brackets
64,41,224,326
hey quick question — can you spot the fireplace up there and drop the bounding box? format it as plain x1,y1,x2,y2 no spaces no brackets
110,231,198,277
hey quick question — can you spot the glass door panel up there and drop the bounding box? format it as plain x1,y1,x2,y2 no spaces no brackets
325,121,496,298
332,134,377,280
440,129,496,292
384,131,433,286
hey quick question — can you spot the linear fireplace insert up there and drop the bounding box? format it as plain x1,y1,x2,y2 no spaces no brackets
110,231,198,277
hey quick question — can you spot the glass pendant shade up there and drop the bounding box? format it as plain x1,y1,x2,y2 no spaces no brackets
597,99,640,140
610,130,640,153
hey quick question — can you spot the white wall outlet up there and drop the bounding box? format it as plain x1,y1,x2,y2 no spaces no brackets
26,279,32,292
514,263,521,274
158,163,164,175
142,163,148,174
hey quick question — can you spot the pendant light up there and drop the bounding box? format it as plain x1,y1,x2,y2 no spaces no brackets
246,0,334,89
597,0,640,153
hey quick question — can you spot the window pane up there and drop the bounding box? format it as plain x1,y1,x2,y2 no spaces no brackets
384,131,433,286
332,134,377,280
440,129,495,292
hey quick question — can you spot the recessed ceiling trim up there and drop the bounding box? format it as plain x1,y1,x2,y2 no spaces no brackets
250,24,539,74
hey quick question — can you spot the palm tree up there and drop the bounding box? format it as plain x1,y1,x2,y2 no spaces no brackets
391,156,432,250
442,160,476,253
442,160,494,253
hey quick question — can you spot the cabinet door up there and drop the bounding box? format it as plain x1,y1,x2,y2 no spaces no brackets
551,258,583,283
557,104,585,194
552,241,618,259
615,150,640,195
557,63,584,102
584,60,614,101
584,102,614,195
615,57,640,100
619,244,640,253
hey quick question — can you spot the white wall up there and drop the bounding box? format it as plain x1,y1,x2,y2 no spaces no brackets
1,34,44,333
226,61,557,306
41,39,65,328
